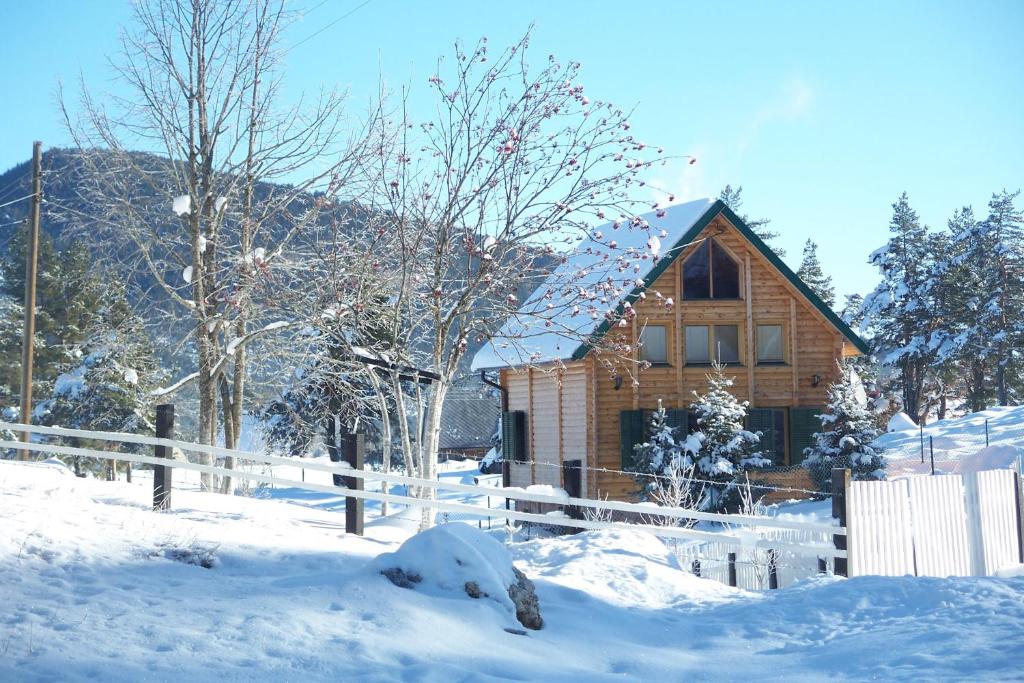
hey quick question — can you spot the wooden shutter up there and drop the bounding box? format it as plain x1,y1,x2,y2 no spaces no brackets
665,409,689,435
501,410,528,463
620,410,646,470
789,408,822,465
746,408,779,464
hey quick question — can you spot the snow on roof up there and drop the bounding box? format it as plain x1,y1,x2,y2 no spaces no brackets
471,198,714,370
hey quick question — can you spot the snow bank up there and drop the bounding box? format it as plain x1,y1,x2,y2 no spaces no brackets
513,529,738,609
952,445,1024,474
375,523,518,619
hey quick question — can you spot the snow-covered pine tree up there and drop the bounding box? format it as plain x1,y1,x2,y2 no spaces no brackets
947,191,1024,406
840,293,865,328
629,401,704,523
796,239,835,308
862,193,939,424
719,185,785,257
688,362,771,511
803,359,885,490
930,206,993,412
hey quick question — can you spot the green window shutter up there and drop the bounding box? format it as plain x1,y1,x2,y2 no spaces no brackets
747,408,779,464
789,407,823,465
665,409,689,435
501,410,529,462
620,410,646,470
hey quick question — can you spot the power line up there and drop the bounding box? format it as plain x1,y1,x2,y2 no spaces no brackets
289,0,373,52
0,192,38,211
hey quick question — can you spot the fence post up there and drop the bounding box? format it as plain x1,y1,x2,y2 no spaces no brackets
502,459,511,527
727,552,737,587
341,431,365,536
831,467,850,577
152,404,174,511
562,459,583,520
768,549,779,589
692,558,701,577
1015,471,1024,564
929,436,935,475
985,419,990,448
919,422,924,464
817,557,827,575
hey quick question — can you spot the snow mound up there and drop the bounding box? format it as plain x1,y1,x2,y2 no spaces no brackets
513,529,740,609
888,412,918,432
375,523,518,619
953,445,1024,473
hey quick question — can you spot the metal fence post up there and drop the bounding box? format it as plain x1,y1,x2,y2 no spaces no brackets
727,552,737,587
929,436,935,475
342,432,365,536
153,404,174,511
832,467,850,577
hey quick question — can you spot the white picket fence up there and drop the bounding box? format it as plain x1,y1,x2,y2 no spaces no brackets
0,421,846,566
848,470,1023,578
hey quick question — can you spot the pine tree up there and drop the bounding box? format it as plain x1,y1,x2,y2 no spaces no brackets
688,362,771,511
949,191,1024,405
796,239,835,307
804,359,885,490
34,280,164,476
862,193,938,424
840,293,865,328
0,232,106,400
719,185,785,257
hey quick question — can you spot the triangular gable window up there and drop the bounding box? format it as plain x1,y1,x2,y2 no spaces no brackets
682,238,740,299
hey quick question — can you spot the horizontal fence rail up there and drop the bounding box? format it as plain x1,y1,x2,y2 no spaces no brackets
0,422,847,560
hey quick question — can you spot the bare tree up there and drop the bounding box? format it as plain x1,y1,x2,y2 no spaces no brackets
59,0,368,491
338,33,680,529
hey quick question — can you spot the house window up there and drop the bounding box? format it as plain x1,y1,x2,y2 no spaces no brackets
684,324,740,364
639,325,668,364
757,324,785,364
682,238,741,300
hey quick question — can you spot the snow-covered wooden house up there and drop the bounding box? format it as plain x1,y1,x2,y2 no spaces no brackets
471,198,867,502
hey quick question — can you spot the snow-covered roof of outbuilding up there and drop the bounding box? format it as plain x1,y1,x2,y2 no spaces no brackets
471,198,714,370
471,197,869,371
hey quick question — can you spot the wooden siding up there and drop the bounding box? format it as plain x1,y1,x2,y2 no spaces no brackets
501,362,590,495
590,214,846,500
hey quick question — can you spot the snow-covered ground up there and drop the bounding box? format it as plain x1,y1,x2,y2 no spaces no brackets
2,458,1023,681
876,405,1024,477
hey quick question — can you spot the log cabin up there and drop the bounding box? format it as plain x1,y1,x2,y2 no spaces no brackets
471,198,867,503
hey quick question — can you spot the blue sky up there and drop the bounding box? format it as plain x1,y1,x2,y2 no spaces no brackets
1,0,1021,301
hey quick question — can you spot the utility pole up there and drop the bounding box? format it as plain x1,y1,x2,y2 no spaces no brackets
19,141,42,460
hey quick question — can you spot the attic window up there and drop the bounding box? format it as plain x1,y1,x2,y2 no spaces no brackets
682,238,740,299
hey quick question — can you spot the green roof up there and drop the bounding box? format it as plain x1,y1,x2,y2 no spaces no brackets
571,199,869,359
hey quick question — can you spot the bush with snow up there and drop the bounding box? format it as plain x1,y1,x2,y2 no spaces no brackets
375,523,542,630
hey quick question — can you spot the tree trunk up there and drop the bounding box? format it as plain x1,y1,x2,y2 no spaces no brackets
418,382,448,532
219,376,236,494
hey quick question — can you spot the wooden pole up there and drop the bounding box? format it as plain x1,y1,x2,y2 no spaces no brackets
831,467,850,577
153,404,174,510
562,459,583,520
18,141,42,461
342,431,365,536
727,552,737,587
